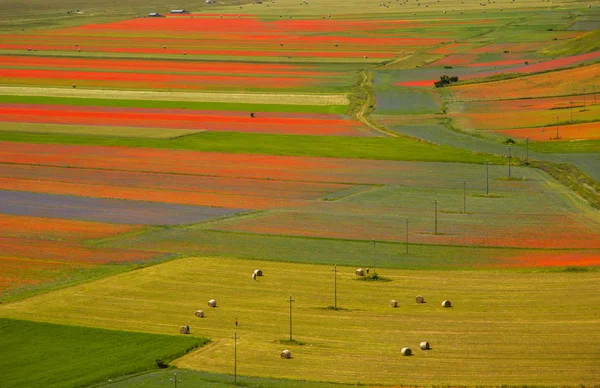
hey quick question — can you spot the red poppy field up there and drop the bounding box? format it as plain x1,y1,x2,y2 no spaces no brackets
0,103,369,137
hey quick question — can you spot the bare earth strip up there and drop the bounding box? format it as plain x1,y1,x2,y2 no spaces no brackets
0,86,349,106
0,122,198,139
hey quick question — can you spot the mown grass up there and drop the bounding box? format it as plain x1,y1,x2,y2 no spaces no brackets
2,257,598,386
0,95,348,114
0,318,207,388
0,131,504,164
539,29,600,56
527,139,600,154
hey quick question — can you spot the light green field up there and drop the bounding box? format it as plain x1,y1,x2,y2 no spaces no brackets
1,257,598,386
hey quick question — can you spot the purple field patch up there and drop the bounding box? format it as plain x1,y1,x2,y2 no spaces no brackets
0,190,246,225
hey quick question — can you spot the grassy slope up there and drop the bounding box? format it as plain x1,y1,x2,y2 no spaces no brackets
539,29,600,56
0,131,502,164
1,257,598,386
0,318,207,388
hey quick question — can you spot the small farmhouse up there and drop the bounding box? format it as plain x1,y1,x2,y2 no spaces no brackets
148,12,164,17
170,9,190,14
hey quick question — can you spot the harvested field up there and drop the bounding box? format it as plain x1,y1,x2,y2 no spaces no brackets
0,190,245,225
1,257,598,386
0,86,350,105
0,122,196,138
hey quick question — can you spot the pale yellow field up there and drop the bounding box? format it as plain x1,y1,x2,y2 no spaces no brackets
0,86,349,106
0,122,198,138
1,257,598,386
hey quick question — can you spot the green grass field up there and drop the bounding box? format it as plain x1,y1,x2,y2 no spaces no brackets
0,131,504,164
1,257,598,386
0,318,207,388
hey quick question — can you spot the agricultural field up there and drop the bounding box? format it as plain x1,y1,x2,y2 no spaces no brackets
0,0,599,386
2,257,599,386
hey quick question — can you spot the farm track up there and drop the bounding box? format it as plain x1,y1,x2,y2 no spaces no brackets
356,70,398,138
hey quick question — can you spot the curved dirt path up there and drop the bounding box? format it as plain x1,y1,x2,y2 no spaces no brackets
356,70,398,138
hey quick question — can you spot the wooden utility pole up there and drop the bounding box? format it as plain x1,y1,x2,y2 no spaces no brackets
286,295,295,341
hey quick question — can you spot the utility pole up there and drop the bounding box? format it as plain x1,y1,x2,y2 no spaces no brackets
525,137,529,162
233,332,238,384
556,115,560,139
433,199,438,234
405,217,409,254
286,295,295,341
172,373,178,388
570,100,573,122
370,238,376,274
332,265,337,309
507,145,512,179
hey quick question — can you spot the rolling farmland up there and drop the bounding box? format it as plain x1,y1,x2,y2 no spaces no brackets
0,0,599,386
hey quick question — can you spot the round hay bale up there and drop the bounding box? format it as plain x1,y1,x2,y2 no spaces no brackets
195,310,205,318
388,299,398,308
420,341,430,350
415,295,425,304
281,349,291,359
208,299,217,307
442,300,452,308
179,325,190,334
254,269,263,276
355,268,364,276
401,347,412,356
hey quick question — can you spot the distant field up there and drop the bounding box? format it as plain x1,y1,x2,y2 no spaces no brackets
1,257,598,386
0,318,206,388
451,61,600,101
